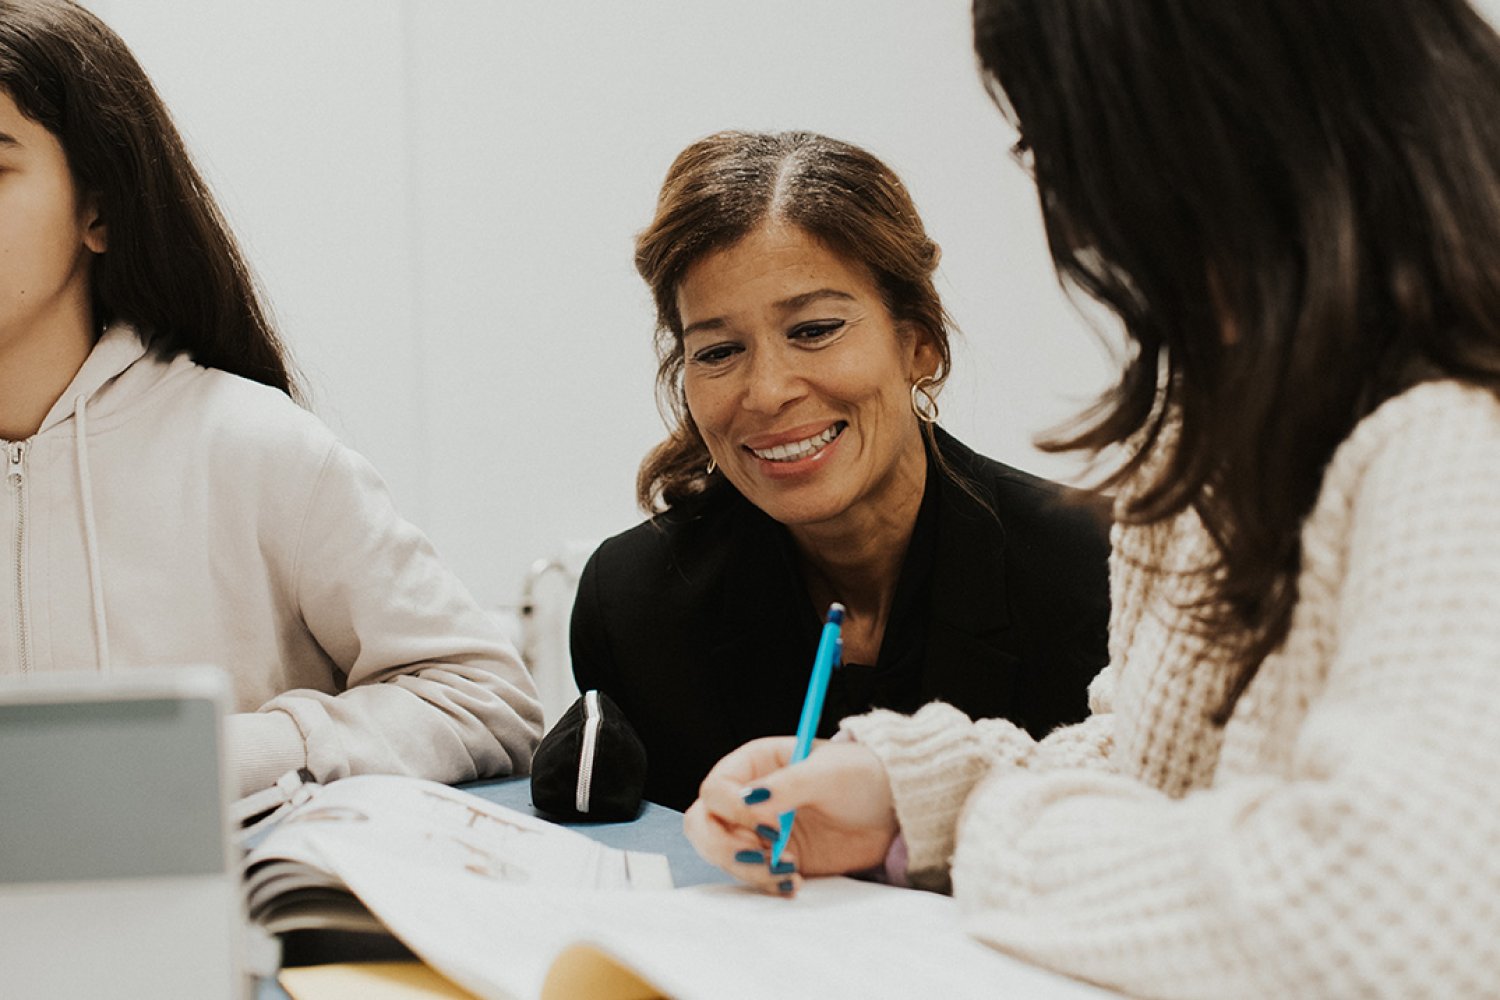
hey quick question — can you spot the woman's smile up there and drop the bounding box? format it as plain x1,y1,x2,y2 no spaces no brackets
745,420,847,465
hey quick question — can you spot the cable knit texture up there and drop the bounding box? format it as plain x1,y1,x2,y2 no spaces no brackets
842,380,1500,998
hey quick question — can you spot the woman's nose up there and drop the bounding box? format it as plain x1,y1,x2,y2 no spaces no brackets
740,346,805,415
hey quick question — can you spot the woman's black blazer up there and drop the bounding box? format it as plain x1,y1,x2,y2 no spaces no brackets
570,427,1111,811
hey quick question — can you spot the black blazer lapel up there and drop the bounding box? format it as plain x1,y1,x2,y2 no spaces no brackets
919,437,1021,720
702,501,820,746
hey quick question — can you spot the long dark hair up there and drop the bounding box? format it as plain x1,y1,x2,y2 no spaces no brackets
0,0,298,397
973,0,1500,720
634,130,952,512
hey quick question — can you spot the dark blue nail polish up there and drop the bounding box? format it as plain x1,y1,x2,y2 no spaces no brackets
770,860,796,876
777,879,794,895
742,787,771,805
734,850,765,864
755,824,779,841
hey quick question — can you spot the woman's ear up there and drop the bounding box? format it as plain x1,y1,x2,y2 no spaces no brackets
902,322,943,382
81,194,108,254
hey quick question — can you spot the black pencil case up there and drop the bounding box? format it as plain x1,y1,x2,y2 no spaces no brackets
530,689,647,822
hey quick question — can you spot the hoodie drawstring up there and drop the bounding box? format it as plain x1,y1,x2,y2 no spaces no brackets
73,394,111,672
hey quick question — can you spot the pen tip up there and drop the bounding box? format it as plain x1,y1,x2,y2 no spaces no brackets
826,602,845,625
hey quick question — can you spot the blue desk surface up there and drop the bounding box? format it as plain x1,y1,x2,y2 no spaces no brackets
457,776,731,889
255,776,728,999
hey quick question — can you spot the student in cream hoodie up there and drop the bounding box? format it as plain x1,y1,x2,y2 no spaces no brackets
0,0,542,796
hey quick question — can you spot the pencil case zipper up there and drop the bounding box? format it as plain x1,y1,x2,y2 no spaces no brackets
576,689,602,813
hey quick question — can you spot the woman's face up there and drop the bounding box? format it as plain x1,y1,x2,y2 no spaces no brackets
677,221,938,532
0,90,103,359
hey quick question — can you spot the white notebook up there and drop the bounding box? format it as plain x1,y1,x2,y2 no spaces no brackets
243,772,672,942
281,832,1119,1000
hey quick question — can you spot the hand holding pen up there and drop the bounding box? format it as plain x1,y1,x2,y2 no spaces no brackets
682,603,901,896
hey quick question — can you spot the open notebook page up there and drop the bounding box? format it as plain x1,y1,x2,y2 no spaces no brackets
317,839,1120,1000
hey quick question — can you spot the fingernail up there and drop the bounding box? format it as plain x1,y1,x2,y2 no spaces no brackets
734,850,765,864
742,787,771,805
777,879,795,895
755,824,779,841
770,860,796,876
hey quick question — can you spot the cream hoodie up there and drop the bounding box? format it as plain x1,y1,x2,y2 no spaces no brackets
1,325,542,795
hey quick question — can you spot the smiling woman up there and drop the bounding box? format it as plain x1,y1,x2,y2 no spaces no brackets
568,130,1112,811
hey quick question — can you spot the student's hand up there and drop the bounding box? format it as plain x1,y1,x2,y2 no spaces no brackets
683,737,898,896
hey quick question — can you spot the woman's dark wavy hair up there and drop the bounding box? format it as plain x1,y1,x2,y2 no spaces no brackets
634,130,952,512
973,0,1500,721
0,0,298,396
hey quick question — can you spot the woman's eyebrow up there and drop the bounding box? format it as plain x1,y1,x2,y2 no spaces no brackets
774,288,856,312
682,316,727,338
0,131,20,148
682,288,857,338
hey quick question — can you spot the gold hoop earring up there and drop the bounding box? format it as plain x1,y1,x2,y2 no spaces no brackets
909,376,940,425
706,457,717,475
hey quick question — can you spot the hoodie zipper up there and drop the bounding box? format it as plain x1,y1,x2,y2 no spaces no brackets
576,689,603,813
8,442,29,673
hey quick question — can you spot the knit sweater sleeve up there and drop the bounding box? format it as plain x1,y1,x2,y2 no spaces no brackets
925,389,1500,998
839,664,1119,890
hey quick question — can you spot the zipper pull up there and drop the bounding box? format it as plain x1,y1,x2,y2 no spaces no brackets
6,442,23,488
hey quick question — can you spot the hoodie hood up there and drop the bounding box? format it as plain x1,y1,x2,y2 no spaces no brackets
34,323,154,437
31,322,157,674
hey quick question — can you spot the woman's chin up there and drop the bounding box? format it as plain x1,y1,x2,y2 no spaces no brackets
733,448,848,518
740,483,855,530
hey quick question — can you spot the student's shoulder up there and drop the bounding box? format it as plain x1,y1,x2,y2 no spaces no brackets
169,362,340,457
1360,379,1500,449
1338,379,1500,496
140,360,352,499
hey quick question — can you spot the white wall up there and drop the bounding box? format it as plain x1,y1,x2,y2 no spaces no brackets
81,0,1124,612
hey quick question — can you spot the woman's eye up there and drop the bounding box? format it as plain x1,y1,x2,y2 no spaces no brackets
689,343,741,365
789,320,845,342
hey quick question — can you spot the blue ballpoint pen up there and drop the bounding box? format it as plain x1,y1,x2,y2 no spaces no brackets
770,601,845,868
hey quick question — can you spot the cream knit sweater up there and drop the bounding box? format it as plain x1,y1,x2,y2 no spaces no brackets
842,380,1500,999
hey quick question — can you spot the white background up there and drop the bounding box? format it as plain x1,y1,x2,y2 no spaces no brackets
80,1,1498,616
